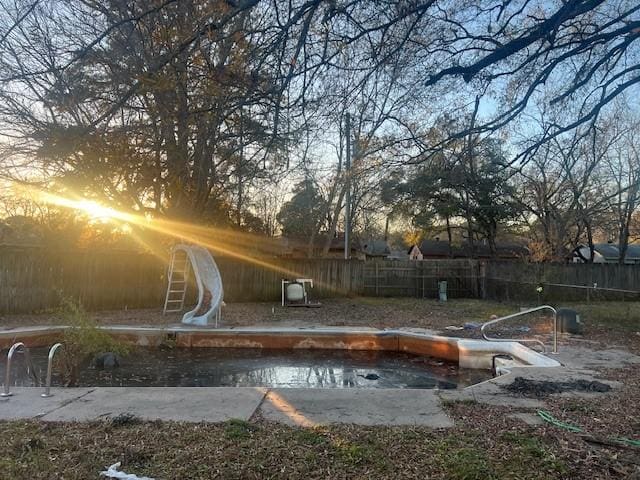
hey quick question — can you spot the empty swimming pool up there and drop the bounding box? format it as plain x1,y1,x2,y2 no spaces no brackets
11,347,493,389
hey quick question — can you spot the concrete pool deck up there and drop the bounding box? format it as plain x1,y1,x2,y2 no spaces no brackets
0,386,454,427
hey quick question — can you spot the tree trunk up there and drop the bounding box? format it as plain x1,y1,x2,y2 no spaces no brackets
586,219,595,263
618,178,639,264
445,215,453,257
322,182,348,257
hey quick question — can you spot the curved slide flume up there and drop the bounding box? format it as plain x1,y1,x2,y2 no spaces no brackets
173,244,224,326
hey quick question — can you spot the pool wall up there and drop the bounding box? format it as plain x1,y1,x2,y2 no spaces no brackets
0,326,560,369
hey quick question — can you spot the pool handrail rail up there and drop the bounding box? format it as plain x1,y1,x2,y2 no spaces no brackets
1,342,37,397
480,305,558,354
41,343,64,398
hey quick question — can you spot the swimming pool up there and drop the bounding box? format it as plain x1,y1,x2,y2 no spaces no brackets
1,325,561,396
11,347,493,389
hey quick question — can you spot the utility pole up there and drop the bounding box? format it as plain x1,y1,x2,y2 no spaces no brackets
237,107,243,227
344,113,351,260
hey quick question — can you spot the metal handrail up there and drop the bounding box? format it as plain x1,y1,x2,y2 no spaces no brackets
1,342,38,397
41,343,64,398
481,305,558,354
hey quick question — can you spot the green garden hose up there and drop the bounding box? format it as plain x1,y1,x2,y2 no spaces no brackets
537,410,640,447
613,437,640,447
537,410,583,432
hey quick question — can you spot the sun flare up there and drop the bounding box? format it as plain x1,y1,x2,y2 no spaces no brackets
14,184,341,293
76,200,118,221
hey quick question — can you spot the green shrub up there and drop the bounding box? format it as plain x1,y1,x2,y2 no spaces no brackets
55,298,130,386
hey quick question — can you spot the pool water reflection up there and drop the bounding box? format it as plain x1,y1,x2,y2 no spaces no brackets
14,348,493,389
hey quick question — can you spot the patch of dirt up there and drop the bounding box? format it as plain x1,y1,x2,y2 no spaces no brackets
504,377,612,397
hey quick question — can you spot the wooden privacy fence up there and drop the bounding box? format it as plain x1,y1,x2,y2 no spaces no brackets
363,260,481,298
215,257,365,302
0,245,166,313
484,261,640,302
0,245,366,313
2,245,640,314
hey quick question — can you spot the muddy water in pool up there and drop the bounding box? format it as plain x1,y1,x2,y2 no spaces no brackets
9,348,493,389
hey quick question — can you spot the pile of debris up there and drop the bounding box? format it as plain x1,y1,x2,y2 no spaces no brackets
504,377,611,397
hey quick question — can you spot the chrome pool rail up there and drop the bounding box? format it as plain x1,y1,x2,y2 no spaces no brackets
1,342,37,397
41,343,64,398
480,305,558,354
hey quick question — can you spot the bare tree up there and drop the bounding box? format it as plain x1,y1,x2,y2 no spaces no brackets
270,0,640,164
602,113,640,262
514,108,638,261
6,0,634,171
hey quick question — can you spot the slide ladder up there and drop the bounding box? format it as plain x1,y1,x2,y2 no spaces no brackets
163,249,191,313
163,244,224,326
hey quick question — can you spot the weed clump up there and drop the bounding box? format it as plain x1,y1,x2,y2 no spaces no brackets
110,413,141,428
55,298,130,386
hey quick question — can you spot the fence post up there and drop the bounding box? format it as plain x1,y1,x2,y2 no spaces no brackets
375,262,379,296
468,260,476,298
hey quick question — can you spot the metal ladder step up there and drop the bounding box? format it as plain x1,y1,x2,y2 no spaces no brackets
163,248,191,315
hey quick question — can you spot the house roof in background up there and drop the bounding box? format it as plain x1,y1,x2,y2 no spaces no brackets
388,249,409,260
361,239,391,257
284,233,361,252
593,243,621,259
585,243,640,261
415,240,529,259
418,240,452,256
626,245,640,258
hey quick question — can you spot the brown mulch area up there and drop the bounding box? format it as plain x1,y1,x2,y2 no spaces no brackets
445,382,640,479
583,323,640,355
504,377,613,396
441,360,640,478
547,366,640,441
0,298,514,330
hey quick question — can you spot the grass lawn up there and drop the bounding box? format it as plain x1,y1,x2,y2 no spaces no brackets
0,414,569,479
1,297,639,478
